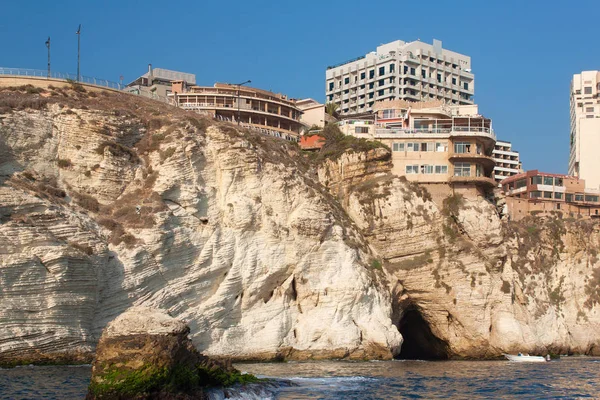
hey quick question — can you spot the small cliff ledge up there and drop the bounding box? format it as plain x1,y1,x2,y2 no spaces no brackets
87,307,256,399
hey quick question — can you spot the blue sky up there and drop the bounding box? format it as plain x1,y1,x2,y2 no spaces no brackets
1,0,599,173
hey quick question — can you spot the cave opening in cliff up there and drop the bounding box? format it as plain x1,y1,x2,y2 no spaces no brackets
396,306,450,360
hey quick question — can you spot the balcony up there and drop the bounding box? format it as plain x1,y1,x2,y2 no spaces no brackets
449,152,496,169
374,126,496,142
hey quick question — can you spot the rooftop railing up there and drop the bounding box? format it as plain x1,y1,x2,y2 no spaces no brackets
374,126,495,140
0,67,124,90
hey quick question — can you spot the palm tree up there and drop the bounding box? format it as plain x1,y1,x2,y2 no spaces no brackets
325,102,339,118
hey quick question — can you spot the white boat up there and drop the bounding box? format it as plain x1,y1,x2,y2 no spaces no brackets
504,353,549,362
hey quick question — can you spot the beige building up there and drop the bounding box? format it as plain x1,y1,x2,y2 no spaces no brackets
170,83,303,140
493,140,522,185
325,39,474,117
125,65,196,101
569,71,600,190
296,98,336,132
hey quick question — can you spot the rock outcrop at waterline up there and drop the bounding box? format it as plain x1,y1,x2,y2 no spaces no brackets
0,82,599,364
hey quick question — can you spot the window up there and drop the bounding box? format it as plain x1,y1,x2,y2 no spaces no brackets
435,165,448,174
585,195,599,202
530,191,542,198
554,192,563,200
389,77,395,84
575,194,584,201
436,142,446,152
328,94,333,101
360,72,365,80
344,77,349,84
360,85,365,89
390,64,395,73
531,176,543,185
378,90,384,96
463,82,469,90
404,66,408,74
565,193,573,202
328,82,334,91
454,142,471,153
355,127,369,134
344,89,349,94
369,83,374,89
379,79,385,87
452,78,456,85
382,109,395,119
584,87,592,95
421,165,434,174
368,92,374,99
586,107,594,112
369,70,375,79
389,88,395,94
454,162,471,177
379,66,385,76
554,177,563,186
437,73,442,83
392,142,404,152
420,142,434,151
410,67,415,75
543,176,554,185
543,191,553,199
406,165,419,174
354,76,358,83
407,142,419,152
421,70,427,78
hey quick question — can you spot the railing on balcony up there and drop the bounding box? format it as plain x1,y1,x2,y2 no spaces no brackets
374,126,495,140
0,67,123,90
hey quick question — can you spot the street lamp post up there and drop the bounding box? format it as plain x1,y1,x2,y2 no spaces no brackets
45,37,50,78
233,80,251,125
76,24,81,82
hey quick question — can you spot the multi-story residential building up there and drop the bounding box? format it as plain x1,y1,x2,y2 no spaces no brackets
342,99,496,198
125,65,196,101
170,82,303,140
296,98,337,131
325,39,474,117
569,71,600,190
502,170,600,220
492,140,522,185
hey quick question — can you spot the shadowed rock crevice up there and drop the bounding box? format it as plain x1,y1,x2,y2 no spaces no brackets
395,306,450,360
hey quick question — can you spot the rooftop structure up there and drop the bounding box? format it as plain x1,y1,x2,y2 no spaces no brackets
501,170,600,220
325,39,474,117
493,140,522,185
296,98,337,132
170,83,303,141
125,65,196,101
569,71,600,190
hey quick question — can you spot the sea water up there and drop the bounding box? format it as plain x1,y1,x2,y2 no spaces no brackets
1,358,599,399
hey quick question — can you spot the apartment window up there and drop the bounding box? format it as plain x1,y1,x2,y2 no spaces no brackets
378,90,384,96
585,195,599,202
565,193,573,202
420,142,434,151
389,77,395,84
379,66,385,76
390,64,395,73
436,142,446,152
575,194,584,201
369,83,374,89
328,94,333,101
454,142,471,153
555,177,563,186
463,82,469,90
410,67,415,75
437,73,442,83
421,165,434,174
382,109,395,119
584,87,592,95
355,127,369,134
389,88,395,94
406,165,419,174
543,191,553,199
531,176,543,185
392,142,405,152
530,191,542,199
404,66,408,74
454,162,471,177
369,70,375,79
354,76,358,83
344,89,349,94
379,79,385,86
407,142,420,152
586,107,594,112
338,81,342,88
369,92,374,99
360,85,365,89
543,176,554,185
328,82,334,91
435,165,448,174
421,70,426,78
452,78,456,85
344,77,349,85
554,192,563,200
586,115,594,118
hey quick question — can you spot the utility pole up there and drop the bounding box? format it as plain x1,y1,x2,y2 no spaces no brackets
233,80,251,125
76,24,81,82
45,37,50,78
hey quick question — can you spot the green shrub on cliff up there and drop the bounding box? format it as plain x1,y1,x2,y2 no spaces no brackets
313,123,389,162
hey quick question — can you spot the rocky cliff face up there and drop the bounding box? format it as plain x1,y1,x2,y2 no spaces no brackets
0,84,400,364
0,83,599,364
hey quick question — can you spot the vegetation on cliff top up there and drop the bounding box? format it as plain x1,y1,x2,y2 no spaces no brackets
308,123,390,162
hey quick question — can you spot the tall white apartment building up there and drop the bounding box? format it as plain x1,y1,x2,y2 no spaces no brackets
569,71,600,190
492,140,522,185
325,39,474,117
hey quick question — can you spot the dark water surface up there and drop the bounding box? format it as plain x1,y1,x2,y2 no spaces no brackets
1,358,599,399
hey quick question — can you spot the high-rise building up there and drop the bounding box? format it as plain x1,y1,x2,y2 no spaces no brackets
492,140,522,185
569,71,600,190
325,39,474,117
